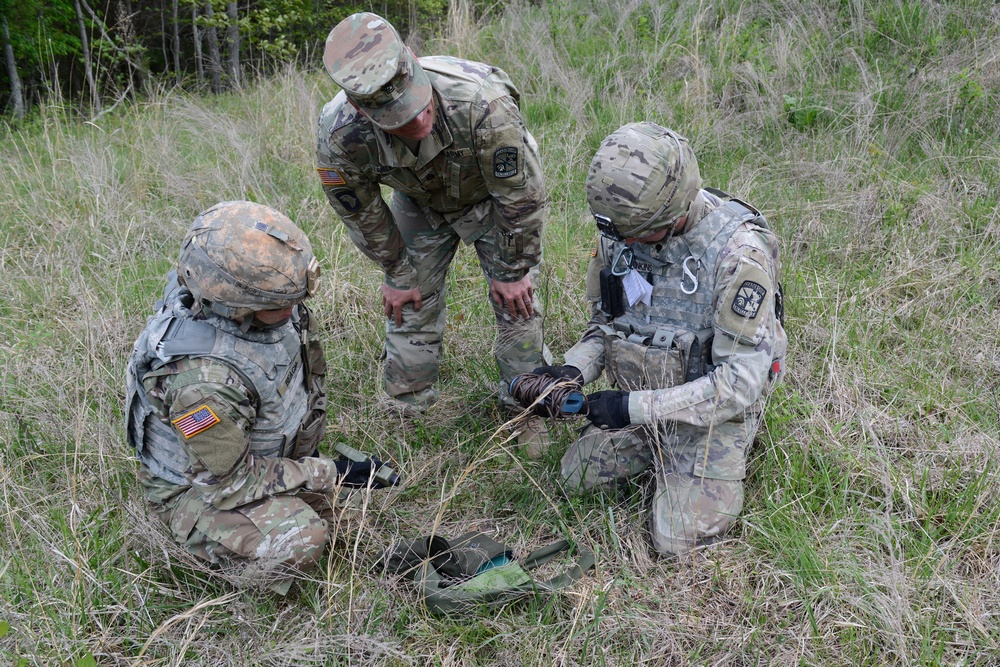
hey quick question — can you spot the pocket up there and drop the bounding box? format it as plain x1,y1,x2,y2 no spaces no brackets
446,156,487,201
689,420,752,481
605,336,686,390
292,397,328,459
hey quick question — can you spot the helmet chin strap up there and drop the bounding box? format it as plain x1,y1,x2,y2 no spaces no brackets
249,315,291,330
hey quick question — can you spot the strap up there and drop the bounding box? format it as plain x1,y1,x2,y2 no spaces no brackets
157,317,218,357
521,539,596,593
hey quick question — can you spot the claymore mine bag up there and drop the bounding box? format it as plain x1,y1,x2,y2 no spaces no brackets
382,532,595,616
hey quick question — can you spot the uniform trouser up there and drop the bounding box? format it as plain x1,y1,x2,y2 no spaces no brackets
560,420,753,556
384,192,547,405
154,489,333,587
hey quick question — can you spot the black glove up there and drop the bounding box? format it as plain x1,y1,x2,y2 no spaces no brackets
335,458,394,488
531,365,583,383
585,390,631,429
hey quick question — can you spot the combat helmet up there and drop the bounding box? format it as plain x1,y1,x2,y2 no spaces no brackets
177,201,320,322
586,122,701,241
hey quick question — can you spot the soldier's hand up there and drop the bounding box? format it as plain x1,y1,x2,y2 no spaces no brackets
490,275,534,320
585,390,631,429
380,284,422,327
532,365,583,383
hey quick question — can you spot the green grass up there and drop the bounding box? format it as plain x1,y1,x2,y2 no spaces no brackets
2,0,1000,664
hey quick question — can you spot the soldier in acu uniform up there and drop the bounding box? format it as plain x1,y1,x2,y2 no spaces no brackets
126,202,375,592
315,13,551,449
531,123,787,556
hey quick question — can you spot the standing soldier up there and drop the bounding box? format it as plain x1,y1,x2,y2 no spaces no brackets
530,123,787,556
315,13,551,449
125,201,387,593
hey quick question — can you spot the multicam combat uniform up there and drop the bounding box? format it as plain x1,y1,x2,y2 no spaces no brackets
562,190,787,555
125,283,339,586
316,56,549,406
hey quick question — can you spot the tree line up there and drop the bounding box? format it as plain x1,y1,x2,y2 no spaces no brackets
0,0,449,121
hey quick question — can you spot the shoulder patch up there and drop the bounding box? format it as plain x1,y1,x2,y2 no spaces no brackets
317,167,346,187
715,256,773,345
173,405,220,439
333,189,362,213
731,280,767,319
493,147,519,178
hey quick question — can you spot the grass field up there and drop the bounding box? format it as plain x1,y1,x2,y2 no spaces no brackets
2,0,999,664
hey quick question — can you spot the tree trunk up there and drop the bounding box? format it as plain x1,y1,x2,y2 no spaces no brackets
225,0,239,88
73,0,102,112
119,0,144,92
171,0,181,84
203,2,223,93
192,4,204,84
159,0,168,80
1,17,24,120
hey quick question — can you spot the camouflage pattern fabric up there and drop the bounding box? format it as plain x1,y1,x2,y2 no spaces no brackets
321,13,432,130
130,293,340,590
178,200,320,320
560,187,786,556
648,470,743,556
559,425,652,491
561,421,750,556
585,122,702,239
316,55,548,400
383,192,547,405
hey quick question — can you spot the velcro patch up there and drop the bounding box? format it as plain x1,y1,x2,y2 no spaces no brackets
715,256,773,345
316,167,346,187
493,147,519,178
731,280,767,319
172,405,220,438
334,189,362,213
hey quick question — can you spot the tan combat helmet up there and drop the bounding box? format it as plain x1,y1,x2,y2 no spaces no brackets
322,12,432,130
586,122,702,240
177,201,320,321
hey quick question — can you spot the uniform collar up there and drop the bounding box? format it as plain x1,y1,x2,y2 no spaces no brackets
373,91,453,169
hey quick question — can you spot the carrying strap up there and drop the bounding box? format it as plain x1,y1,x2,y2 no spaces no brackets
382,533,595,616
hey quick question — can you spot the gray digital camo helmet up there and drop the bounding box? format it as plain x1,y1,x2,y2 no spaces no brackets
177,201,320,320
586,122,701,240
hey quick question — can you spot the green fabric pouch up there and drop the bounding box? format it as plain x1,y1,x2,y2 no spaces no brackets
382,532,595,616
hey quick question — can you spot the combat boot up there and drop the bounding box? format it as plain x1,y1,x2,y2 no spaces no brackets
384,387,439,418
514,416,552,459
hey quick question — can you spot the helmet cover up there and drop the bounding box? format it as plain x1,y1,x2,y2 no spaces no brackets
586,122,701,240
177,201,320,320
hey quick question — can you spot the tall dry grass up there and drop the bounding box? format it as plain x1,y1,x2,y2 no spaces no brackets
1,0,999,665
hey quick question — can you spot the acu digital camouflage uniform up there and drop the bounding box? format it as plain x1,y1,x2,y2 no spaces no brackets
560,123,787,556
125,202,343,592
316,13,549,409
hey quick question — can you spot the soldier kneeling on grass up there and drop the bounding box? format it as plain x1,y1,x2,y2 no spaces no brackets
528,123,787,556
125,201,386,593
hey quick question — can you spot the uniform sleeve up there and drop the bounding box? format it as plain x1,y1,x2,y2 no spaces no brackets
317,106,419,289
474,94,546,282
563,238,611,384
628,227,781,427
163,360,337,511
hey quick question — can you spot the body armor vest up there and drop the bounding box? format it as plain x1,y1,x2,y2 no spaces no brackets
601,199,765,391
125,286,314,486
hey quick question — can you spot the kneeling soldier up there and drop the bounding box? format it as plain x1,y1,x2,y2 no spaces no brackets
533,124,787,556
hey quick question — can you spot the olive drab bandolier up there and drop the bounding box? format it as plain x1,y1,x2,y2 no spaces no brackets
125,274,327,486
598,195,782,393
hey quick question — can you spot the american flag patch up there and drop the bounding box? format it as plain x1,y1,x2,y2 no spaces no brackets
172,405,220,438
316,167,346,187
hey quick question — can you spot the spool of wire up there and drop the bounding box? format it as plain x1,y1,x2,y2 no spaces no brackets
509,373,585,419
